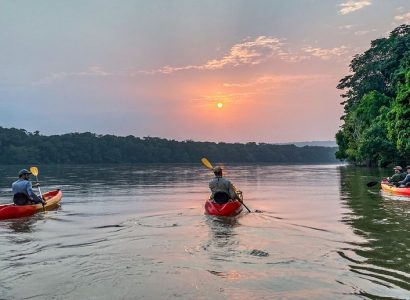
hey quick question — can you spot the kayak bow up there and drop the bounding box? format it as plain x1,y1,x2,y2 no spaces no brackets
381,182,410,196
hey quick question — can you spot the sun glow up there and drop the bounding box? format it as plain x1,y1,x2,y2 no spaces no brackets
217,102,224,109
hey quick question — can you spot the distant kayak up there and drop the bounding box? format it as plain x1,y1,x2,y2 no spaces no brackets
0,189,62,220
381,182,410,196
205,199,243,216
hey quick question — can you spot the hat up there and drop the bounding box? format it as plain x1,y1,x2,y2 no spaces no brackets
213,166,222,173
406,165,410,170
18,169,32,177
394,166,403,171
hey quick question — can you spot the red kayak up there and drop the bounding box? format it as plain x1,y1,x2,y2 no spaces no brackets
381,181,410,196
0,189,62,220
205,199,243,216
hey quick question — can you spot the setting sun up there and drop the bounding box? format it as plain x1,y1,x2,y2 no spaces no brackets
217,102,223,109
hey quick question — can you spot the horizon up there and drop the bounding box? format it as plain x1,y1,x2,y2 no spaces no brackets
2,126,337,145
1,0,410,142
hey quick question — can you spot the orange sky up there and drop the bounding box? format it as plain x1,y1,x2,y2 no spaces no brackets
1,1,410,142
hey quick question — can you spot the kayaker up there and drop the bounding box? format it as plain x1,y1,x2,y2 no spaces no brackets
398,166,410,188
12,169,45,206
209,166,240,204
387,166,406,186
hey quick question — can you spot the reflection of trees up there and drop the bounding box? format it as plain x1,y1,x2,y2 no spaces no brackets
338,166,410,291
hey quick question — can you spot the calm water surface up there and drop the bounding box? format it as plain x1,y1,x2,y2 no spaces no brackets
0,164,409,299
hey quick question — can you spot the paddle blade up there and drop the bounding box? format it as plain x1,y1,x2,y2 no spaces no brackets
366,181,379,187
201,158,213,170
30,166,39,176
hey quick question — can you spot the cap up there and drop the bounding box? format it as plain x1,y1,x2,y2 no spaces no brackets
18,169,32,177
394,166,403,171
406,165,410,170
213,166,222,173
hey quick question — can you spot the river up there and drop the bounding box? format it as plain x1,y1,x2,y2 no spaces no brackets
0,164,409,299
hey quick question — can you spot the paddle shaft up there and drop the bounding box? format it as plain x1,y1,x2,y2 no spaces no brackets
236,192,251,213
29,167,45,210
34,175,43,199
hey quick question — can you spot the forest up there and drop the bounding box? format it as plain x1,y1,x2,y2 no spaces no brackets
336,25,410,167
0,127,338,164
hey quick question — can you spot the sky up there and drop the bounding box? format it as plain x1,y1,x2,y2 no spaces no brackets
1,0,410,143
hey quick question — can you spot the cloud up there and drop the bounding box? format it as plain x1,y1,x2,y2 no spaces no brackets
222,75,320,89
223,74,333,90
35,40,350,86
34,66,113,85
193,74,334,103
145,36,285,74
148,39,351,73
338,24,355,30
143,37,351,74
394,11,410,24
302,46,348,60
354,29,377,36
339,0,372,15
276,52,310,63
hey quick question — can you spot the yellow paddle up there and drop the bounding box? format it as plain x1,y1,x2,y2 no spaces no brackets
30,166,45,210
201,157,251,212
201,158,214,170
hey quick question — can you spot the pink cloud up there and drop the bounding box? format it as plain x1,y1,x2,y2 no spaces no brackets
145,36,285,74
339,0,372,15
302,46,348,60
394,11,410,24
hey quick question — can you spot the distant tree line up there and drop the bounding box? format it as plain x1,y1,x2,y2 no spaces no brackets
0,127,338,164
336,25,410,167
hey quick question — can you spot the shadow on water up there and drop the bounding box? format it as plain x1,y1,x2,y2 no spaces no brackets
0,205,62,236
204,214,270,259
338,166,410,298
0,211,54,235
205,215,239,251
5,217,39,234
204,215,244,280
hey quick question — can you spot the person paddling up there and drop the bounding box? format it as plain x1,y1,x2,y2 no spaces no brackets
12,169,45,206
387,166,406,186
398,166,410,188
209,166,240,204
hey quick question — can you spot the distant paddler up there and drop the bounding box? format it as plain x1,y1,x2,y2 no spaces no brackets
385,166,406,186
12,169,45,206
398,166,410,187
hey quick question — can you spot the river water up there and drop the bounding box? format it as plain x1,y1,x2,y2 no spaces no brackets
0,164,409,299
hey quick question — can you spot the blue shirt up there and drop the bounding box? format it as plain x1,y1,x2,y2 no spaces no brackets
12,179,37,200
400,173,410,186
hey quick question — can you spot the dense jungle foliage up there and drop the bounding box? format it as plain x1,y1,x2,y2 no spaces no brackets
0,127,338,164
336,25,410,167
